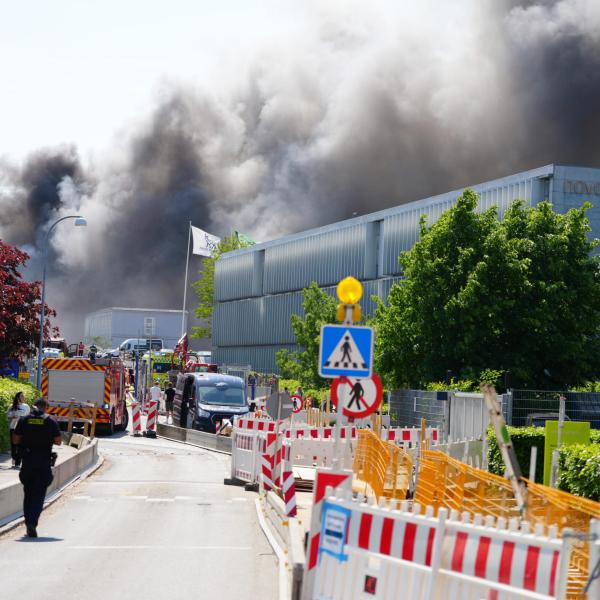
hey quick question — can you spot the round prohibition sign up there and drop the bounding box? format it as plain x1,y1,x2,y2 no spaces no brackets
330,373,383,418
291,394,304,413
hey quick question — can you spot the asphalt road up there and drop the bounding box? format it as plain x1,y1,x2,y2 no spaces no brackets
0,431,278,600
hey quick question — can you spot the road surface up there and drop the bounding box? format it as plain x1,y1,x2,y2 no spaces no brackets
0,431,278,600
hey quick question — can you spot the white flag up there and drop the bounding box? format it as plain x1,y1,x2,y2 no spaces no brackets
191,225,220,257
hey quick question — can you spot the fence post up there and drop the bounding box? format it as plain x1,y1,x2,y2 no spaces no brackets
587,520,600,599
424,507,447,600
505,390,513,425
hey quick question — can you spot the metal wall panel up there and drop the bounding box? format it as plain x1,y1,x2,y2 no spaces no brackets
263,224,367,294
213,344,299,374
215,252,255,301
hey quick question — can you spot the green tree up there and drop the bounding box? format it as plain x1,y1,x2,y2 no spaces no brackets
276,281,337,389
373,189,600,389
191,234,251,339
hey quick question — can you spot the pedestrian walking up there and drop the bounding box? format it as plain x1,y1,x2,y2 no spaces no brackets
77,341,84,356
12,398,61,538
164,382,175,423
6,392,30,468
295,386,304,398
150,380,162,412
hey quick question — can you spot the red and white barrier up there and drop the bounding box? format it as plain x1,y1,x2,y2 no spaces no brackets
261,432,277,492
302,468,353,599
236,417,277,432
285,426,357,440
309,493,573,600
282,450,297,517
145,400,158,434
383,426,439,446
131,401,142,436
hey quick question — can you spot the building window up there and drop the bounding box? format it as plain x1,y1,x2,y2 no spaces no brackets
144,317,155,336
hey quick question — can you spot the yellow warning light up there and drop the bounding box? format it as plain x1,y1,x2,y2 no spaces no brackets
337,276,363,305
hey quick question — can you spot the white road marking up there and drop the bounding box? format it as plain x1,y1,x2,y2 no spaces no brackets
231,497,248,502
145,498,175,502
174,495,193,500
68,545,252,550
73,495,92,500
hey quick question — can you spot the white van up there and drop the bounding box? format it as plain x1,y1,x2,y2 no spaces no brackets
119,338,163,353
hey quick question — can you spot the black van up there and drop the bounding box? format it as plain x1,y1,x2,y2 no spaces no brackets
173,372,249,432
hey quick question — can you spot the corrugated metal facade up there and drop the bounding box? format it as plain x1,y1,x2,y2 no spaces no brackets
213,164,600,372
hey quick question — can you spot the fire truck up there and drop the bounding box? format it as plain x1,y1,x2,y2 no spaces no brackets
41,356,129,435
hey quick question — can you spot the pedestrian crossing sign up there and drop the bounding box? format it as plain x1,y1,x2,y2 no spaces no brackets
318,324,373,378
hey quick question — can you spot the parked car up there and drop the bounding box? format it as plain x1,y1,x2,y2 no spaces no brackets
526,412,571,427
173,372,249,433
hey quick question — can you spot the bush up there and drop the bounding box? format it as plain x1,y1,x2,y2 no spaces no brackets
0,377,40,451
557,444,600,501
487,426,546,483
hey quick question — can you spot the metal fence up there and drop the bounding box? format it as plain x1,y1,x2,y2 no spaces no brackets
505,389,600,428
388,389,448,432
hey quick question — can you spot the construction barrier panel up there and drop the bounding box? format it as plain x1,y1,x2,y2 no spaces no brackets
311,491,573,600
416,449,600,599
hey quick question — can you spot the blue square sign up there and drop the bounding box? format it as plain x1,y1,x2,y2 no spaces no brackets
319,324,374,378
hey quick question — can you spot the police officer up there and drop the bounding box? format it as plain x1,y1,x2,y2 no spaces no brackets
12,398,61,538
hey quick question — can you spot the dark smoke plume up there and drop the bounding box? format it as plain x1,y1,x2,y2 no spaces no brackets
0,0,599,341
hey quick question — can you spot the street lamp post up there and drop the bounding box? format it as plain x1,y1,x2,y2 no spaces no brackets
36,215,87,388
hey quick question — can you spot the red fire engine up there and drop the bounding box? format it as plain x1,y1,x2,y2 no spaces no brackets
41,357,129,435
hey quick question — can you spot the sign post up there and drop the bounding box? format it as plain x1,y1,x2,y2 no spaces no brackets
318,277,376,468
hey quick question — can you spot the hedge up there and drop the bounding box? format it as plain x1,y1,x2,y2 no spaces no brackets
0,377,40,452
487,426,546,483
487,425,600,500
557,444,600,501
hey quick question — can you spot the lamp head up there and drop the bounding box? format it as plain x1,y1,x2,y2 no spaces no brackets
74,217,87,227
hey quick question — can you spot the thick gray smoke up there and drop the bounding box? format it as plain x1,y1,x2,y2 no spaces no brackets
1,0,599,340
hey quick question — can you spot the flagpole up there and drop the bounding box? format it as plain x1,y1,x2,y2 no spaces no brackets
181,220,192,337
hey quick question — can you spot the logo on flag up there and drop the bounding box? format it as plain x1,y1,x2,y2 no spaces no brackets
191,225,220,257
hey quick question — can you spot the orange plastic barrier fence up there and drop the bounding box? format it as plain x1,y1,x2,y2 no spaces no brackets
416,450,600,599
352,430,412,502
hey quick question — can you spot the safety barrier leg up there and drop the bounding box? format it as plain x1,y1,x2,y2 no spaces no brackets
144,400,158,438
132,401,142,437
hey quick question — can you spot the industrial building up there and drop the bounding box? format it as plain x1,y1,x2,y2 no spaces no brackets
84,307,188,349
212,164,600,372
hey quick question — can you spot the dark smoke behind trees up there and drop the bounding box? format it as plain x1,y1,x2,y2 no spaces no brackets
0,1,599,341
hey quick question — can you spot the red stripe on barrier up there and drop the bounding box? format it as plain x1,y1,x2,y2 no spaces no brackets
523,545,540,591
451,531,468,573
358,514,372,550
425,527,435,566
549,550,559,597
310,429,318,439
498,541,515,584
324,428,332,438
402,430,411,441
380,517,394,556
309,533,320,570
402,522,416,561
474,536,491,578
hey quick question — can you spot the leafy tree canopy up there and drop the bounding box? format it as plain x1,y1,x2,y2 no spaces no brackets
191,234,252,340
276,281,336,389
373,189,600,389
0,240,57,357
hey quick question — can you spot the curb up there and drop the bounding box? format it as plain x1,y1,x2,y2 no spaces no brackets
156,432,232,455
0,453,105,536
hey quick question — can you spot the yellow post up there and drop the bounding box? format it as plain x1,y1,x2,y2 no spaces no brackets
67,403,74,434
90,406,97,439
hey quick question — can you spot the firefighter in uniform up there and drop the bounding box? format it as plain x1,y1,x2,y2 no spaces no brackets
12,398,61,538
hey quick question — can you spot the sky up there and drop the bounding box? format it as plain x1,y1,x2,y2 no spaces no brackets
1,0,600,341
0,0,304,160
